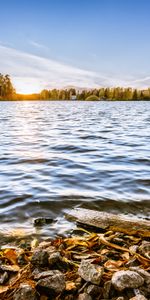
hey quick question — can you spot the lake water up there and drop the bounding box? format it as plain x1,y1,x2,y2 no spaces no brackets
0,100,150,241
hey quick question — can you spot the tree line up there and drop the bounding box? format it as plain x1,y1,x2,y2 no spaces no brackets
0,73,15,100
0,73,150,100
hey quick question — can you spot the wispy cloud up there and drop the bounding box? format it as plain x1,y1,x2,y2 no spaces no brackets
29,40,48,50
0,44,149,93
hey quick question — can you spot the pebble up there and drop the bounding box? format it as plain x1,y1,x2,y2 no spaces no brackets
77,293,92,300
48,251,62,266
36,269,65,295
78,259,104,285
13,283,38,300
86,284,102,296
112,270,144,291
31,249,48,267
129,267,150,285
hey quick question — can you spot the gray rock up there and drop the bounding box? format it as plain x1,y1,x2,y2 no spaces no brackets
86,284,102,296
77,293,92,300
112,270,144,291
36,270,65,295
33,270,57,280
31,250,48,267
129,296,148,300
48,251,62,266
129,267,150,285
78,259,104,285
13,283,38,300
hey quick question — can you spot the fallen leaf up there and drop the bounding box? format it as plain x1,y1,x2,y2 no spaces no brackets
104,259,124,270
66,281,76,291
0,286,9,294
4,249,17,265
121,252,130,260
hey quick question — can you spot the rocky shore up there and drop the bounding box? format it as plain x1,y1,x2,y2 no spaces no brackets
0,222,150,300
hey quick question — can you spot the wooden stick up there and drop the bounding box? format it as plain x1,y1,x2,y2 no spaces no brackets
66,208,150,237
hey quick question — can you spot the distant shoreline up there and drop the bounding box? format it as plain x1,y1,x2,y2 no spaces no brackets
1,99,150,102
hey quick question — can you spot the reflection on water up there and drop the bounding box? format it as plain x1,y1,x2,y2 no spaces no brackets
0,100,150,239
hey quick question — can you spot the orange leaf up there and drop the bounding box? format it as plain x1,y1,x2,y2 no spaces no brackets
104,259,124,270
4,249,17,265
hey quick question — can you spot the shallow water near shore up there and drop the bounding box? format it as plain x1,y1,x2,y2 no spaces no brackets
0,100,150,242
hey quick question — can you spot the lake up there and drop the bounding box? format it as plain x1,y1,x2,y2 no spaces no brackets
0,100,150,241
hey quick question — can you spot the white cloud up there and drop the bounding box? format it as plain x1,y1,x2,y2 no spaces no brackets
29,40,48,50
0,44,150,93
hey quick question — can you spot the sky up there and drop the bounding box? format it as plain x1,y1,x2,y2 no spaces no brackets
0,0,150,93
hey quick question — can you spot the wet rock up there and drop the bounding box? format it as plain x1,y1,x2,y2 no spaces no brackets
34,217,53,227
86,284,102,297
112,270,144,291
129,267,150,285
78,259,104,285
31,250,48,267
0,271,9,284
36,270,65,296
13,283,38,300
129,296,148,300
77,293,92,300
103,280,112,299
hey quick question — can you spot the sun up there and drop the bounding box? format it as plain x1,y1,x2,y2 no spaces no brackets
13,77,42,94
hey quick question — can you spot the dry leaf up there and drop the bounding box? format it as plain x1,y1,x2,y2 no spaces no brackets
4,249,17,265
104,259,124,270
66,281,76,291
121,252,130,260
0,286,9,294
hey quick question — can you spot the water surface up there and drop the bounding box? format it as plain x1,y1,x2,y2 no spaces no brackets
0,101,150,240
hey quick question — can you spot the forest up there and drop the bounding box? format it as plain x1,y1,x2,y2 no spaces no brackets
1,73,150,101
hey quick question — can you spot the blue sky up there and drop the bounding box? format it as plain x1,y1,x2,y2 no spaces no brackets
0,0,150,93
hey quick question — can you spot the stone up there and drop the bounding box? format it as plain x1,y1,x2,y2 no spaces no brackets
33,270,58,281
129,296,148,300
77,293,92,300
48,251,62,266
13,283,38,300
86,284,102,297
129,267,150,285
34,217,53,227
78,259,104,285
112,270,144,291
31,250,48,267
36,270,65,296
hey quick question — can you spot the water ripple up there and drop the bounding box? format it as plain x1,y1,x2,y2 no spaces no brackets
0,100,150,238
